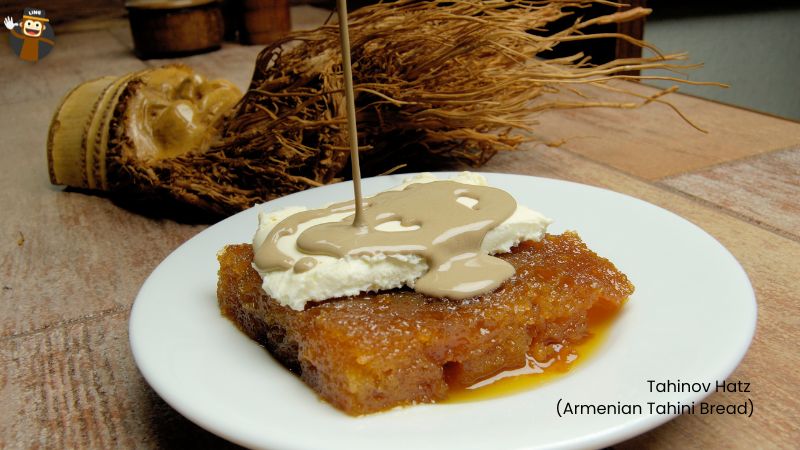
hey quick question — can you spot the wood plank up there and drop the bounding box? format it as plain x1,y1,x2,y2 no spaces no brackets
661,146,800,239
529,81,800,180
0,311,242,449
0,95,203,339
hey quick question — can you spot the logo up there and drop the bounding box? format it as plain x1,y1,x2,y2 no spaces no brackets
4,7,55,62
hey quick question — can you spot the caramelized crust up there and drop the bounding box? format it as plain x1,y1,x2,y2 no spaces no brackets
216,232,634,415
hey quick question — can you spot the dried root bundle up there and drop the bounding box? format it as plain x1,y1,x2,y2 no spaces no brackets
50,0,715,219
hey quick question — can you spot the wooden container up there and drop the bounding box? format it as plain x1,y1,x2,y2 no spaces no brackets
239,0,290,45
126,0,224,59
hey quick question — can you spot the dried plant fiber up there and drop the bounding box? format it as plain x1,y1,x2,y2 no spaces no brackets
49,0,720,219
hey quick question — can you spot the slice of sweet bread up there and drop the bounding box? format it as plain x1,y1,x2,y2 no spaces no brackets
216,232,634,415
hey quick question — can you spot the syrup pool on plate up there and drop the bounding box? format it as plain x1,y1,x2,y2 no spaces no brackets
447,301,622,402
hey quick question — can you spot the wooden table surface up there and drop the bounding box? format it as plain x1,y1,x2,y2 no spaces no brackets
1,6,798,449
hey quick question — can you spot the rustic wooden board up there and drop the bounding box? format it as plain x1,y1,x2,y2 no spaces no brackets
662,146,800,239
0,312,242,449
530,81,800,180
1,8,798,449
0,98,203,338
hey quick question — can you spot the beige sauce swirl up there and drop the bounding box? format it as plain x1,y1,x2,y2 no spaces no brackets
254,4,520,300
254,180,518,299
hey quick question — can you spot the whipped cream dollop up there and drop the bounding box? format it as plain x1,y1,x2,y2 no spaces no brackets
252,172,552,310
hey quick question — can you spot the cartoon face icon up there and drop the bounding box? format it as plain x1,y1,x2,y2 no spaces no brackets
22,19,43,37
5,8,55,62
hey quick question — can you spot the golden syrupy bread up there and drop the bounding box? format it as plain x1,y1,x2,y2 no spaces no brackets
216,232,634,415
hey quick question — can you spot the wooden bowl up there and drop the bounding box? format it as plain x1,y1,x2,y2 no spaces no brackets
239,0,291,45
126,0,224,59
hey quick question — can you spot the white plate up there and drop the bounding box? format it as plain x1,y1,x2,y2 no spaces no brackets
130,172,756,450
